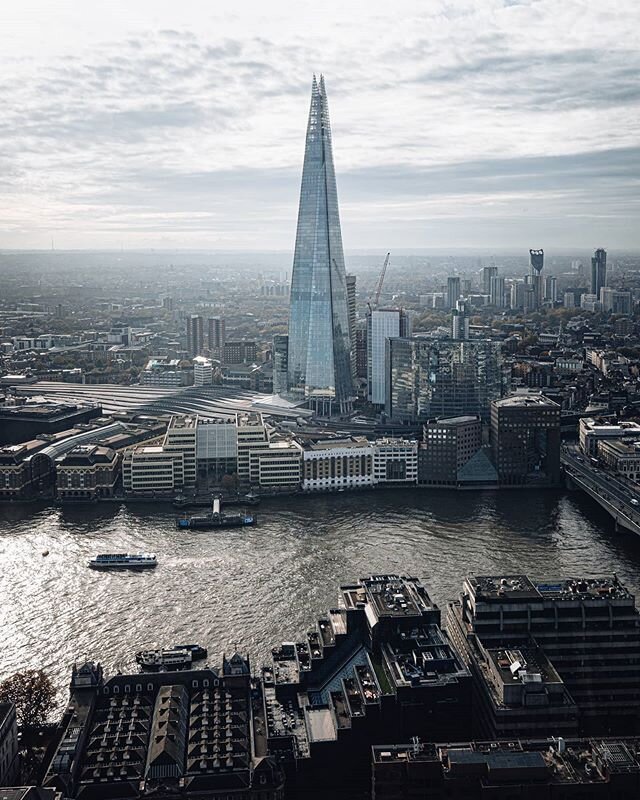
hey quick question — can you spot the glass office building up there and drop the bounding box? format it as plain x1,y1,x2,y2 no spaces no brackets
287,75,354,416
385,339,505,423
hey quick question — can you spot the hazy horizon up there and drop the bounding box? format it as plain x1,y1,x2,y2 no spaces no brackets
2,1,639,250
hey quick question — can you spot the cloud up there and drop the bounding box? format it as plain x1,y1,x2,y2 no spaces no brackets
0,0,639,248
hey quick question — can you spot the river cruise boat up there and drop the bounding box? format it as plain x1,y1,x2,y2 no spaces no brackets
135,644,207,671
88,553,157,569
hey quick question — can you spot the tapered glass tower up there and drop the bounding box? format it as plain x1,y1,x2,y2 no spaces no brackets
287,75,354,416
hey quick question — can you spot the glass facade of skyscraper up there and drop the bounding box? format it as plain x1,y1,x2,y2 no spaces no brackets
287,76,354,416
385,338,505,423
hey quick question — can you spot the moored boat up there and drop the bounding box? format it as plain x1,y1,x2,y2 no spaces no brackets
176,512,256,530
176,496,257,529
136,647,192,671
135,643,207,671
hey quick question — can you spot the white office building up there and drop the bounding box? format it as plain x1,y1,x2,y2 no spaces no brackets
367,308,410,406
372,438,418,484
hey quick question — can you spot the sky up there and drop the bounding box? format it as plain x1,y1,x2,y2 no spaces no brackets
1,0,639,251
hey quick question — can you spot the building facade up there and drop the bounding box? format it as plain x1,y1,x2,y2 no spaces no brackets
527,249,544,310
419,416,483,486
598,438,640,481
302,438,374,491
385,339,504,424
193,357,214,387
222,340,257,365
163,415,197,487
491,394,561,485
372,439,418,484
367,308,410,406
196,417,238,485
0,702,19,786
447,574,640,736
55,445,120,499
122,445,183,494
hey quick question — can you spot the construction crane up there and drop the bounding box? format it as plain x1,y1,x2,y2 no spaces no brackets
369,252,390,309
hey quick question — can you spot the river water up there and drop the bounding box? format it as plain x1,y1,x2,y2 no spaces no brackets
2,489,640,697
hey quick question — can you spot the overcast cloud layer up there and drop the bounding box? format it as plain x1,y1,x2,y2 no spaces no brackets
1,0,639,250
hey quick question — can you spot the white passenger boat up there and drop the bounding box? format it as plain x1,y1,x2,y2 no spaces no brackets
88,553,157,569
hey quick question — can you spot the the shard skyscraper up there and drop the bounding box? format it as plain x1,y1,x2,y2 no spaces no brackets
287,75,354,416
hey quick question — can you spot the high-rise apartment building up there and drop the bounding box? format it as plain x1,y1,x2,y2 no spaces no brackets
346,274,357,384
287,76,354,416
186,314,204,357
207,317,225,354
446,276,461,310
591,248,607,296
451,299,470,340
367,308,410,406
544,274,558,304
600,287,631,315
482,265,498,295
489,275,506,308
510,280,526,310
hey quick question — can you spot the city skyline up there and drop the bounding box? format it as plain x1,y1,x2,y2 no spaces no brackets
1,1,639,250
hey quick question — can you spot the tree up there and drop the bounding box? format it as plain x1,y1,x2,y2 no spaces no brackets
0,669,57,728
221,473,239,493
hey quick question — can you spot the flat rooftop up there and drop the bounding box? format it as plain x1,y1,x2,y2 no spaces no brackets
340,575,433,619
581,418,640,432
372,743,438,764
487,646,562,686
307,437,369,451
428,415,479,426
600,438,640,455
470,575,540,601
494,395,559,409
469,575,632,602
169,414,197,429
535,577,632,601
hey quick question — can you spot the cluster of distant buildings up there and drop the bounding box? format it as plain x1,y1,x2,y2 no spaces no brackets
4,571,640,798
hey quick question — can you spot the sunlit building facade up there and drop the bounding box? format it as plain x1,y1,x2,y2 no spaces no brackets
287,76,354,416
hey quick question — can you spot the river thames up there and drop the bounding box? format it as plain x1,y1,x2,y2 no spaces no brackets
2,488,640,695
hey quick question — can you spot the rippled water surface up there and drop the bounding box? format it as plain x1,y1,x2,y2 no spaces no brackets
2,489,640,695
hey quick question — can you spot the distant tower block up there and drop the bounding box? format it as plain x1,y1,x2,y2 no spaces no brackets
528,249,544,310
529,249,544,273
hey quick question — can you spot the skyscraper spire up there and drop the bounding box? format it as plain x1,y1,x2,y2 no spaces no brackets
286,77,354,416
